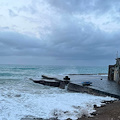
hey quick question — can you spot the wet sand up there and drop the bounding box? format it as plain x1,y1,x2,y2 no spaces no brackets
79,100,120,120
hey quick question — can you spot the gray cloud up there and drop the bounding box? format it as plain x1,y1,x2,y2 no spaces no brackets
0,25,119,65
0,31,45,55
0,0,120,65
48,0,120,15
47,24,115,60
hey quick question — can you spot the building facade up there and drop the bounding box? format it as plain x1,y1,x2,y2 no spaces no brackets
108,58,120,84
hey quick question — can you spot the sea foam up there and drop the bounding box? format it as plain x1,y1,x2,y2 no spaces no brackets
0,81,115,120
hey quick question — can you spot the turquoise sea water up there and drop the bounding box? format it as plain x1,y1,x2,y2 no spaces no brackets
0,64,108,79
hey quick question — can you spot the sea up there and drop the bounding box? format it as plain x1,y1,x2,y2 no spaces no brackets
0,64,108,79
0,64,114,120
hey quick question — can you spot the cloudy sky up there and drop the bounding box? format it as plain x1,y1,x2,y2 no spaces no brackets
0,0,120,66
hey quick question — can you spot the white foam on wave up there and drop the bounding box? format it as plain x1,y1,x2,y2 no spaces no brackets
0,81,116,120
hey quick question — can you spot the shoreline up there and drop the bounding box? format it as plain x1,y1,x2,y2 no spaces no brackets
79,100,120,120
21,99,118,120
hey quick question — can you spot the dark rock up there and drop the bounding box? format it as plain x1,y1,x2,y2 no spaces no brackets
63,76,70,85
64,80,70,84
21,118,58,120
81,114,87,118
21,118,43,120
15,94,21,97
66,118,72,120
90,112,97,116
64,111,69,114
102,100,114,104
59,81,66,89
101,104,106,107
63,76,70,80
93,105,98,108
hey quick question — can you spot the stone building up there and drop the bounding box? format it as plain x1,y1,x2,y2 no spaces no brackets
108,58,120,84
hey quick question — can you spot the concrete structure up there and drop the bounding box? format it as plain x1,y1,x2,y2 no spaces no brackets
29,75,70,89
108,58,120,84
67,75,120,99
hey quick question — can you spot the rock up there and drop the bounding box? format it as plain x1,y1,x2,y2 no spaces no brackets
59,81,66,89
66,118,72,120
91,112,97,116
21,118,58,120
102,100,114,104
101,104,106,107
63,76,70,80
93,104,98,108
63,76,70,85
21,118,43,120
64,80,70,84
81,114,87,118
15,94,21,97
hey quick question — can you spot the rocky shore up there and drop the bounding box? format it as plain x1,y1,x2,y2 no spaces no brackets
80,100,120,120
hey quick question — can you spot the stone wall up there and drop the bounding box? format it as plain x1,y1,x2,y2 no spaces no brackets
108,65,115,81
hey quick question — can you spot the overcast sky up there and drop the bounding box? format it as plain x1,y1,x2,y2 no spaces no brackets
0,0,120,66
